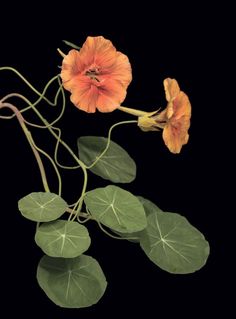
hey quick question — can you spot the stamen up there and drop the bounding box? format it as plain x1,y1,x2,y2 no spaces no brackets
85,68,100,82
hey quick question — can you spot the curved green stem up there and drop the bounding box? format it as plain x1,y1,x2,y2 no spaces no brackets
68,196,82,221
52,126,81,170
37,115,88,213
66,207,90,219
76,214,91,223
0,67,59,106
28,136,62,196
97,221,139,241
0,79,64,129
0,68,83,170
21,96,88,212
0,102,50,192
1,69,88,215
86,120,138,169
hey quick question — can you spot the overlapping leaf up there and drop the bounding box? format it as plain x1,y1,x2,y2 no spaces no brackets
18,192,68,222
140,210,210,274
35,220,91,258
138,196,163,216
111,196,163,242
85,185,147,233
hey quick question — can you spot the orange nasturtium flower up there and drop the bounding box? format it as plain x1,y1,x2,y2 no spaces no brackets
60,36,132,113
138,78,191,154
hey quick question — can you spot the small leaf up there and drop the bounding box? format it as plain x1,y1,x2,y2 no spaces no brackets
37,254,107,308
85,185,147,233
63,40,81,50
78,136,136,183
18,192,68,222
35,220,91,258
140,211,210,274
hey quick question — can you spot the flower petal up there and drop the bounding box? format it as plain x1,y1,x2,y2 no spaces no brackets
106,51,132,88
69,75,99,113
88,36,117,68
164,78,180,102
172,91,191,120
162,114,191,154
96,79,127,112
61,49,82,91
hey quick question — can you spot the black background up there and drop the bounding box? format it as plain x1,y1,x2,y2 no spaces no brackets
0,2,229,318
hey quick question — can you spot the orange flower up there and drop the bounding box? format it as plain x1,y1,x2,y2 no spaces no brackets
137,78,191,153
60,36,132,113
161,78,191,153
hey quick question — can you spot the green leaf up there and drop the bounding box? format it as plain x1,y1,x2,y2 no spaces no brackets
138,196,163,215
35,220,91,258
78,136,136,183
37,254,107,308
18,192,68,222
111,196,163,242
85,185,147,233
140,211,210,274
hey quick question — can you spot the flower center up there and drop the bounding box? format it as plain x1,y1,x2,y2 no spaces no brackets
85,67,100,82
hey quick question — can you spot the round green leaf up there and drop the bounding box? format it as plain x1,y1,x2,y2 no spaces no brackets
140,211,210,274
78,136,136,183
18,192,68,222
37,254,107,308
85,185,147,233
35,220,91,258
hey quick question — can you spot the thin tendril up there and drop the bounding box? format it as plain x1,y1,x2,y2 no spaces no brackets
86,120,138,169
28,136,62,196
0,80,64,130
66,207,90,219
68,197,81,221
76,207,92,223
76,215,91,223
25,100,88,213
1,69,88,210
0,102,50,192
0,74,83,169
96,221,139,241
0,67,59,106
52,127,81,170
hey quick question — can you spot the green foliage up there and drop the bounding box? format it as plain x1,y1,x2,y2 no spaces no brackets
138,196,163,215
35,220,91,258
85,185,147,233
18,192,68,222
111,196,163,242
37,254,107,308
1,49,211,311
140,210,210,274
78,136,136,183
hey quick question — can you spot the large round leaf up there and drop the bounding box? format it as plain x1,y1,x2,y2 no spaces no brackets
140,211,210,274
35,220,91,258
78,136,136,183
84,185,147,233
18,192,68,222
37,254,107,308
